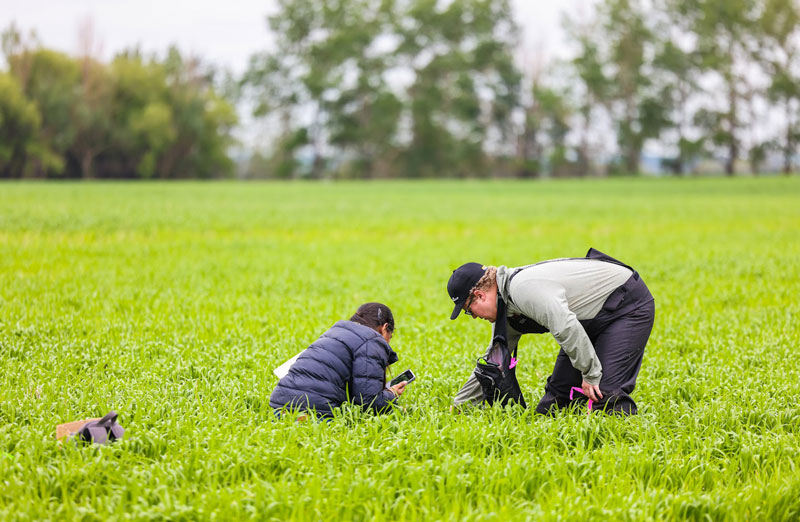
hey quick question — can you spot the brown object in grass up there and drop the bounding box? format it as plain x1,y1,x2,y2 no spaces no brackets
55,417,100,440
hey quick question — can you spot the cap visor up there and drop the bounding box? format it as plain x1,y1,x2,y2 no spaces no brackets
450,302,463,320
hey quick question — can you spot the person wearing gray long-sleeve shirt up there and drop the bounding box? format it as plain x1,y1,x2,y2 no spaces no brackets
447,248,655,415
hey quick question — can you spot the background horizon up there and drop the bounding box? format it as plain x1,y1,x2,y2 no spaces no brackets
2,0,798,179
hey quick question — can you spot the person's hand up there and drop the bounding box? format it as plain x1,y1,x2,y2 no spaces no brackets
581,380,603,402
449,404,464,414
390,381,407,397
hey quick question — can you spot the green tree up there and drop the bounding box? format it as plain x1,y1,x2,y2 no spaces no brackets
107,48,235,179
315,0,403,178
1,34,237,179
668,0,760,175
517,74,574,178
569,0,670,175
128,101,176,178
162,49,236,179
757,0,800,174
652,36,705,175
569,30,612,176
70,55,114,178
395,0,520,177
244,0,520,179
5,47,80,176
243,1,335,178
0,72,61,177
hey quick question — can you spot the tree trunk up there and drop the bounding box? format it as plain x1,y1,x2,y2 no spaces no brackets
725,79,737,176
515,114,538,179
577,109,592,177
624,97,639,174
785,102,793,175
725,147,735,175
577,134,590,178
81,150,95,179
625,142,640,174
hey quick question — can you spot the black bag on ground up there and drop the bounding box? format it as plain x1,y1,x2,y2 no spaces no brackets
74,410,125,445
473,297,527,408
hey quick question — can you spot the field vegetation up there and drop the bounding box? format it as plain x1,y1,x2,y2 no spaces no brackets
1,178,799,520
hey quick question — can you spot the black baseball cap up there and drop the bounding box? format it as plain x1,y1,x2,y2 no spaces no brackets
447,262,487,319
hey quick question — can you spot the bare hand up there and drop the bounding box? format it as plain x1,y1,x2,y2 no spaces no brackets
449,404,464,414
581,380,603,402
390,381,407,397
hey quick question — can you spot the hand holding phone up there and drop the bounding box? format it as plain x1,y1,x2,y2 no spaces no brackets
388,369,415,398
390,381,407,397
390,369,415,387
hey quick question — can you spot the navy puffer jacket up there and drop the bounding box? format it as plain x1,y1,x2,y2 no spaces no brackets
269,320,399,417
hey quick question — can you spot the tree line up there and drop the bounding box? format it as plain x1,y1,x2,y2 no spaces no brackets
2,0,799,179
1,26,236,179
549,0,800,177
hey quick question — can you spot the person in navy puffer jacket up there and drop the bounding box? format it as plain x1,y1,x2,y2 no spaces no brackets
270,302,408,419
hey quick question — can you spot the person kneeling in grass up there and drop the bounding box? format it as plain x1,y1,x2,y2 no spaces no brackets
270,302,407,419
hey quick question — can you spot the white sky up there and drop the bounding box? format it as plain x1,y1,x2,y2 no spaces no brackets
1,0,588,74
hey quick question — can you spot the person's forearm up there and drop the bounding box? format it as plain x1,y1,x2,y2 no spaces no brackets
555,322,602,385
370,390,397,413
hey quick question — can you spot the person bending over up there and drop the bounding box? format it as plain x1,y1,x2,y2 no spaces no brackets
270,302,407,419
447,249,655,415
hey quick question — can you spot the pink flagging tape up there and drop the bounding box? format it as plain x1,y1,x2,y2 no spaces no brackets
569,386,593,411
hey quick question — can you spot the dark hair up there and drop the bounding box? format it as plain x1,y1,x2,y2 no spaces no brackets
350,302,394,333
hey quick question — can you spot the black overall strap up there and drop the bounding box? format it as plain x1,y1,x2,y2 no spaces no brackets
494,297,521,363
493,295,509,347
504,263,539,307
503,267,550,334
585,247,634,271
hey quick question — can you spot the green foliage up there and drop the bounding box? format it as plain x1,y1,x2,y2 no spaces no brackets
129,102,177,178
6,0,800,179
650,35,705,175
568,0,671,175
0,72,62,177
665,0,761,175
517,81,575,178
244,0,520,179
10,48,82,160
1,179,799,519
0,37,237,179
757,0,800,174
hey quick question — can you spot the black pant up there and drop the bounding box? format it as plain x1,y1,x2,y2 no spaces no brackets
535,273,655,415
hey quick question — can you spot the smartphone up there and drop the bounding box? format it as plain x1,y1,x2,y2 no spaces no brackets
389,369,416,387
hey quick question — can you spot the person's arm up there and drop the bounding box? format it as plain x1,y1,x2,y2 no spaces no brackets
350,338,398,414
514,279,603,386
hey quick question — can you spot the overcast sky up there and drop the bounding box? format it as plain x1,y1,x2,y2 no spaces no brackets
1,0,589,73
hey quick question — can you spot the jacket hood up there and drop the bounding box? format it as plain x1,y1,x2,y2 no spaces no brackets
334,320,399,365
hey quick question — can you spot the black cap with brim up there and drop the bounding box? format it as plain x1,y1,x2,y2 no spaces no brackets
447,262,487,319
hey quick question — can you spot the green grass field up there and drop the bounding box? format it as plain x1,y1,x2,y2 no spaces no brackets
1,178,799,520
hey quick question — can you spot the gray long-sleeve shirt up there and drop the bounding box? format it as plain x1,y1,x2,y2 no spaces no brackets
454,258,632,406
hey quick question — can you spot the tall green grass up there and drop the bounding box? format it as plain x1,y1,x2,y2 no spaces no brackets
1,178,799,520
